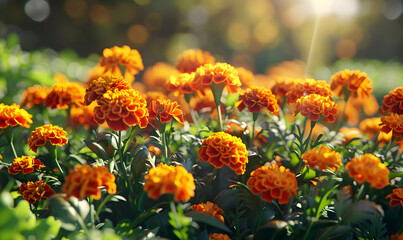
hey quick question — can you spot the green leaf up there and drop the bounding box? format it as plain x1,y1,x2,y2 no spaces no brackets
302,166,316,181
49,195,90,231
389,171,403,179
84,140,110,161
186,210,231,233
254,220,289,240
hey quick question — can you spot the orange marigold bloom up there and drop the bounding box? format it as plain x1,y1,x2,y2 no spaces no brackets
85,64,106,86
236,67,254,89
390,233,403,240
286,79,333,105
345,154,390,189
19,180,55,204
20,85,51,108
339,127,362,145
62,164,116,200
143,163,195,202
0,103,33,129
380,86,403,115
143,62,179,91
99,45,144,83
330,69,373,99
28,124,68,153
247,164,298,204
359,117,392,143
164,72,196,96
191,63,242,94
386,188,403,207
301,146,342,171
209,233,231,240
294,94,338,122
191,201,225,223
70,103,98,130
198,132,248,175
94,89,149,131
271,77,301,98
84,74,132,106
45,73,86,109
236,87,279,115
148,99,184,124
380,113,403,138
176,49,215,73
8,155,45,175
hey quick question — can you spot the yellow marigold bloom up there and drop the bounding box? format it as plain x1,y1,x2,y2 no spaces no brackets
330,69,373,99
99,45,144,83
63,164,116,200
84,74,132,106
20,85,51,108
191,63,241,94
236,67,254,89
209,233,231,240
294,94,338,122
164,72,196,96
286,79,333,105
247,164,298,204
380,86,403,115
70,103,98,130
143,62,179,91
271,77,301,98
94,89,149,131
176,49,215,73
236,87,279,115
45,73,86,109
19,180,55,204
28,124,68,153
148,99,184,124
386,188,403,207
345,153,390,189
198,132,248,175
143,163,195,202
189,89,217,114
301,146,342,171
191,201,225,223
8,155,44,175
339,127,362,145
359,117,392,143
380,113,403,138
0,103,33,129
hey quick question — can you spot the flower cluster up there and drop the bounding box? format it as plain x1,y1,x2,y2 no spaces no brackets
359,117,392,143
45,73,86,109
18,180,55,204
247,164,298,204
330,69,373,99
143,163,195,202
175,49,215,73
62,164,116,200
345,154,390,189
301,146,342,171
294,94,338,122
191,201,225,223
148,99,184,124
386,188,403,207
164,72,196,96
379,86,403,115
0,103,33,129
236,67,254,89
8,155,44,175
198,132,248,175
70,103,98,129
28,124,68,153
84,74,131,105
20,85,51,108
143,62,179,90
236,87,279,115
380,113,403,138
286,79,333,105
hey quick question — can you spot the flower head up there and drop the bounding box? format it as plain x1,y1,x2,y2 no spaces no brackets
198,132,248,175
286,79,333,105
380,113,403,138
164,72,196,96
247,164,298,204
28,124,68,153
99,45,144,83
380,86,403,115
345,153,390,189
148,99,184,124
330,69,373,99
19,180,55,204
301,146,342,171
209,233,231,240
143,163,195,202
8,155,45,175
176,49,215,73
386,188,403,207
359,117,392,143
62,164,116,200
294,94,338,122
70,102,98,130
191,201,224,223
236,67,254,89
0,103,33,129
236,87,279,115
45,73,86,109
143,62,179,91
94,89,149,131
21,85,51,108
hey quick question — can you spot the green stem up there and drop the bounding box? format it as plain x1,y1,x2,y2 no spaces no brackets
304,121,316,153
170,201,188,240
250,112,259,148
384,136,395,157
47,144,65,180
117,131,135,205
160,122,169,164
95,194,113,217
198,168,218,202
88,196,95,229
253,200,265,233
211,83,225,131
9,133,18,159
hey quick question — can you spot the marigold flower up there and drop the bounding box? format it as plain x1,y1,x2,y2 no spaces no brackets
85,64,106,86
339,127,362,145
236,67,254,89
294,94,338,122
148,99,184,124
359,117,392,144
143,163,195,202
380,113,403,138
63,164,116,200
301,146,342,171
390,233,403,240
271,77,301,98
330,69,373,99
142,62,179,91
176,49,215,73
0,103,33,129
70,103,98,130
286,79,333,105
247,164,298,204
94,89,149,131
8,155,45,175
28,124,68,153
198,132,248,175
189,89,217,114
191,201,225,223
386,188,403,207
209,233,231,240
99,45,144,83
345,153,390,189
84,74,132,106
164,72,196,96
20,85,51,108
191,63,242,94
380,87,403,115
236,87,279,115
19,180,55,204
45,73,86,109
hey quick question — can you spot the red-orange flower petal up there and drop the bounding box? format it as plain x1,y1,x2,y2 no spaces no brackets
18,180,55,204
28,124,68,153
148,99,184,124
294,94,338,123
380,113,403,138
386,188,403,207
175,49,215,73
191,201,225,223
301,146,342,171
0,103,33,129
380,86,403,115
45,73,86,109
8,155,45,175
236,87,279,115
20,85,51,109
